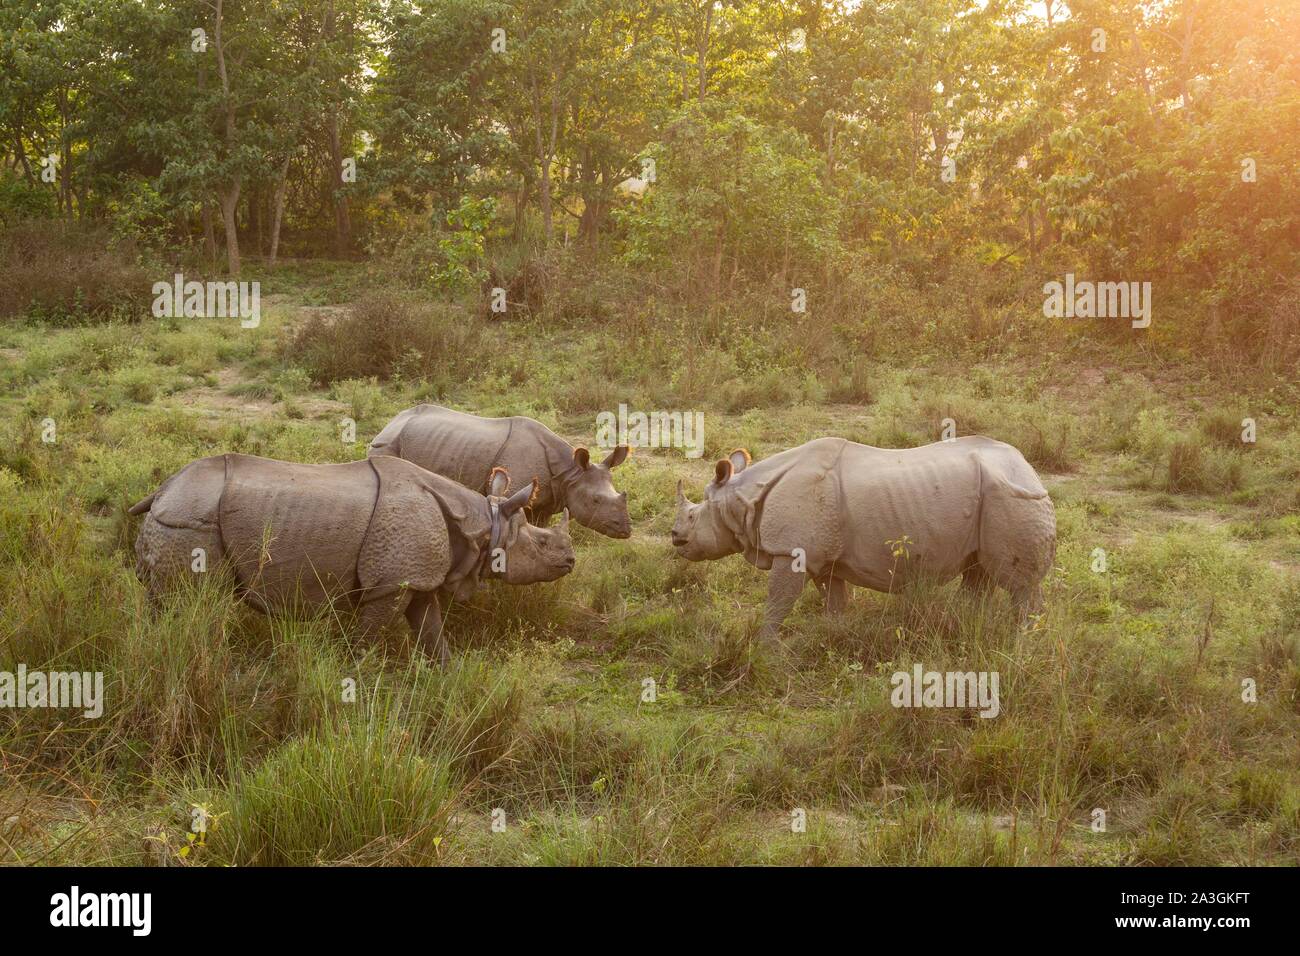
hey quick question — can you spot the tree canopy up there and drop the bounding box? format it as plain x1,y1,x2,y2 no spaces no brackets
2,0,1296,337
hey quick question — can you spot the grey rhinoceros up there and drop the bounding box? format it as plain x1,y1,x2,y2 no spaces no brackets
671,436,1056,643
128,454,575,664
368,404,631,538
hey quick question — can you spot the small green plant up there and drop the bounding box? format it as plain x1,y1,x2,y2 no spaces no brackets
433,196,496,293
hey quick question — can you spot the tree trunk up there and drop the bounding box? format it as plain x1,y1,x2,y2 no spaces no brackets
220,181,242,276
825,115,836,183
710,221,725,296
58,86,74,219
577,147,601,251
531,75,554,245
1178,5,1196,113
213,0,241,275
327,112,352,255
513,174,529,241
251,184,263,256
269,155,291,266
202,202,218,264
697,2,713,99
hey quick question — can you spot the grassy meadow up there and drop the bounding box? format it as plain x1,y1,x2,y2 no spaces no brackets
1,257,1297,866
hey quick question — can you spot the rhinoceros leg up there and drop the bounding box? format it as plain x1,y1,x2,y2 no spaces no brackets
1012,584,1044,626
815,574,849,615
826,574,847,613
355,587,412,642
760,556,807,644
405,591,449,667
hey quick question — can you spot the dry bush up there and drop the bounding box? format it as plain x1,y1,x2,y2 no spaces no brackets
1165,438,1245,494
1200,410,1247,450
0,220,153,322
287,289,484,384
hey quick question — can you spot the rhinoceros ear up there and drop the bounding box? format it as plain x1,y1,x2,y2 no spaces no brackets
559,508,570,532
602,445,629,468
500,478,538,518
488,466,510,497
729,448,751,473
714,458,734,486
573,447,591,470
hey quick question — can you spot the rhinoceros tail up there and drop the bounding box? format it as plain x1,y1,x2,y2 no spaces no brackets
128,493,156,516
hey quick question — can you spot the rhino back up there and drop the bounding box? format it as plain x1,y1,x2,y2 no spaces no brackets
732,438,985,589
966,437,1049,497
218,455,376,608
373,405,559,499
725,438,845,569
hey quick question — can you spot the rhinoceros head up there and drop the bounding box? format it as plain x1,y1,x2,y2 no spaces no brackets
563,445,631,539
488,469,577,583
671,449,750,561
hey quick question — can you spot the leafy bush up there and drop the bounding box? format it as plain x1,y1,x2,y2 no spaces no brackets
618,101,839,298
0,176,55,224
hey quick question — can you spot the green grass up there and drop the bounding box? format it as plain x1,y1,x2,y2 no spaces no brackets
1,260,1298,866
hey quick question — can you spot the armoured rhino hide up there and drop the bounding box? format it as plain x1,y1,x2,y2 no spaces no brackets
715,436,1054,593
140,454,493,611
369,404,573,519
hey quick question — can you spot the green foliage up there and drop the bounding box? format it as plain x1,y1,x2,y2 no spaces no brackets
433,196,496,292
620,101,838,294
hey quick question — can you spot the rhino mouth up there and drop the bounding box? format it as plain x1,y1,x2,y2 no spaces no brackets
594,514,632,538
